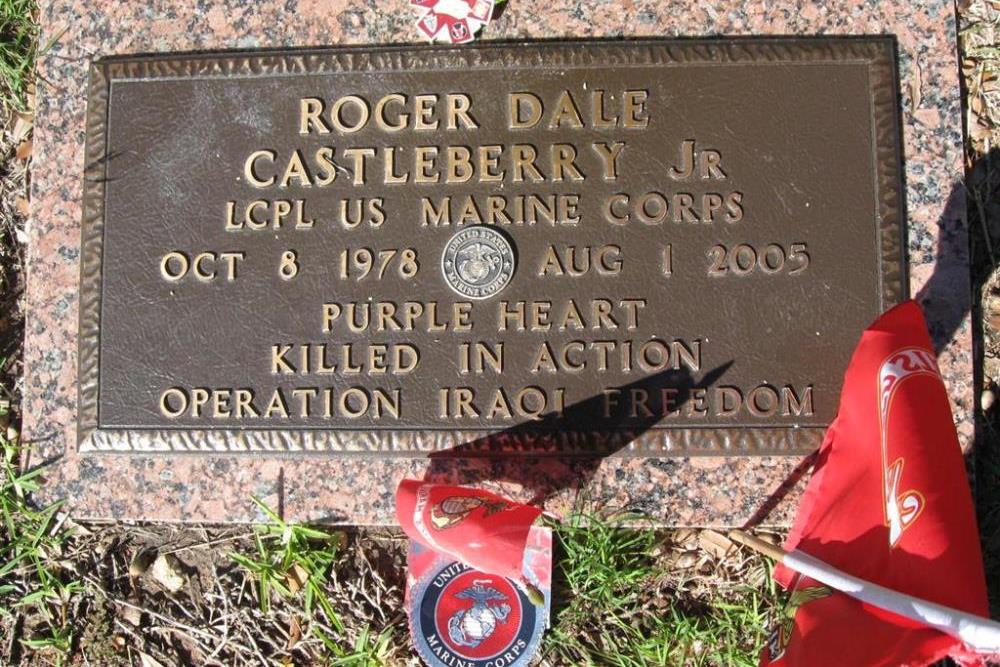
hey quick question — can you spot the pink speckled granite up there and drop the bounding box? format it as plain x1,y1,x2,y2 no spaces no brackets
22,0,971,525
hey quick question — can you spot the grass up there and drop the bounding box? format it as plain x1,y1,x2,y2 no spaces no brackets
229,497,346,639
224,499,782,666
0,406,80,662
0,0,37,111
222,499,782,666
230,496,399,665
543,511,779,666
320,626,396,666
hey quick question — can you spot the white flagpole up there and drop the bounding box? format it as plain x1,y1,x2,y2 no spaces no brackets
729,530,1000,652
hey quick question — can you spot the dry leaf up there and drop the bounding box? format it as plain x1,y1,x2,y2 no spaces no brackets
129,549,156,577
150,553,185,593
15,139,31,161
972,94,985,115
673,552,699,570
982,387,996,412
14,196,28,217
698,529,734,560
756,532,781,545
120,603,143,626
671,528,697,547
988,296,1000,333
972,121,994,144
285,562,309,594
139,652,167,667
286,614,302,649
11,111,32,142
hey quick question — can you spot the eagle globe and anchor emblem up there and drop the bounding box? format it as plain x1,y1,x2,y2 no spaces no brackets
413,561,544,667
441,226,516,299
446,579,512,647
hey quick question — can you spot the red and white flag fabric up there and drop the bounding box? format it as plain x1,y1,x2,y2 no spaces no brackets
762,300,993,666
396,480,542,582
410,0,495,44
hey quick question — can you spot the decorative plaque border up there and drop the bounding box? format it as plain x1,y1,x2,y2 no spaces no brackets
78,38,906,456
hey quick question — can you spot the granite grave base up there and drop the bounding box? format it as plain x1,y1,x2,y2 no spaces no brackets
22,0,971,524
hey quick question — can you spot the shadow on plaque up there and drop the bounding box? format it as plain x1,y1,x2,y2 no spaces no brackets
423,361,732,507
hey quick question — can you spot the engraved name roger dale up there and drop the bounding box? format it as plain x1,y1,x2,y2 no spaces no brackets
153,85,816,428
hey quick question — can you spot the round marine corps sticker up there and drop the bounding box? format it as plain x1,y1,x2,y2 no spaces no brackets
412,561,544,667
441,226,516,299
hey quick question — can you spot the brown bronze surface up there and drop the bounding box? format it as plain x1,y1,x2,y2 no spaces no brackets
78,38,905,456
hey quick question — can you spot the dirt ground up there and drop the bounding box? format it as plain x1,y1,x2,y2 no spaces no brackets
2,1,1000,666
53,525,411,665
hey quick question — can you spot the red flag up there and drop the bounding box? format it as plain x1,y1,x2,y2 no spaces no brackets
396,480,542,581
763,300,990,667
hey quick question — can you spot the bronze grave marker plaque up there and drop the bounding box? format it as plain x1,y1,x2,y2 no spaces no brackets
78,38,905,456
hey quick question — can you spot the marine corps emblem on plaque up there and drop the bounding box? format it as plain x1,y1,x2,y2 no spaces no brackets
441,226,516,299
412,562,544,667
